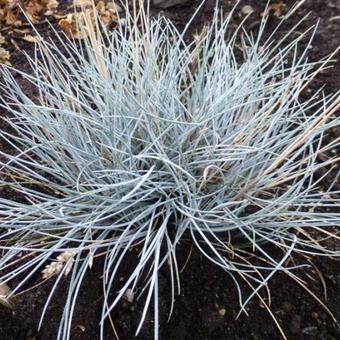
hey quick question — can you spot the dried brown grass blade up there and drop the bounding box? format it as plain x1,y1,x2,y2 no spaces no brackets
0,281,15,309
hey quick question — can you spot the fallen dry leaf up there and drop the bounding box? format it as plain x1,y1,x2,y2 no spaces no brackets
13,27,30,34
59,12,85,39
5,8,21,26
25,1,44,23
53,13,66,19
23,33,42,42
26,0,59,22
97,0,117,26
46,0,58,10
74,0,93,7
262,2,286,18
59,1,119,39
0,0,59,29
0,46,10,65
44,0,59,15
0,32,5,44
0,281,15,309
3,0,21,9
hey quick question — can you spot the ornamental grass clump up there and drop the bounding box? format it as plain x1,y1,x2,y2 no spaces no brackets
0,1,339,339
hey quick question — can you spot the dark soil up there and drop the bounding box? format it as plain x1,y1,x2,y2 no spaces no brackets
0,1,339,339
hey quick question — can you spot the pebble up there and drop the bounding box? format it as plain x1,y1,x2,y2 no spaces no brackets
302,326,318,336
218,308,226,317
311,312,319,319
241,5,254,15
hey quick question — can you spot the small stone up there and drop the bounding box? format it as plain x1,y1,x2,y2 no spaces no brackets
241,5,254,15
311,312,319,319
218,308,226,317
302,326,318,336
76,325,86,332
125,288,134,303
